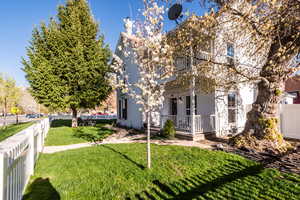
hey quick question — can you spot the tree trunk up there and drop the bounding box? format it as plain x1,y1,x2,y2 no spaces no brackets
16,114,18,124
71,107,78,128
231,78,290,153
147,111,151,169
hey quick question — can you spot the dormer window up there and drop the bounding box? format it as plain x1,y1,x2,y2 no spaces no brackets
227,43,234,58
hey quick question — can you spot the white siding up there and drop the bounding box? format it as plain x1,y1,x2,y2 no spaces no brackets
236,85,256,132
115,36,144,130
215,85,256,136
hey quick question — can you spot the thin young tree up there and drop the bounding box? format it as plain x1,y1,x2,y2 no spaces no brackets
168,0,300,153
23,0,111,127
112,0,174,168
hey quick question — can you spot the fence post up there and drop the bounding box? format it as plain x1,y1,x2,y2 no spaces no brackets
28,128,35,176
0,152,6,200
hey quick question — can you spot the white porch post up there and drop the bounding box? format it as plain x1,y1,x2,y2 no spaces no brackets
190,45,195,137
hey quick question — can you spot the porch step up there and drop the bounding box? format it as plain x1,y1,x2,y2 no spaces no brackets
150,126,161,135
175,131,205,141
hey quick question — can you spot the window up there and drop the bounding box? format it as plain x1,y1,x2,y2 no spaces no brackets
186,95,197,115
118,98,127,120
186,96,190,115
122,99,127,120
227,43,234,58
228,93,237,123
175,57,186,71
228,93,236,107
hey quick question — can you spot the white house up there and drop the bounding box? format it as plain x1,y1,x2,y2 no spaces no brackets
115,1,288,140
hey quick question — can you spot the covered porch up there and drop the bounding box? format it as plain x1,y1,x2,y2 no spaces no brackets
160,114,217,140
160,79,218,140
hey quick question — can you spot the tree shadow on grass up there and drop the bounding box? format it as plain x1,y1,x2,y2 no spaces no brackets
126,159,300,200
23,177,60,200
102,145,145,170
50,120,71,128
72,126,115,143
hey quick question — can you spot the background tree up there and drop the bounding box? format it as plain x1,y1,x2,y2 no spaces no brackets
23,0,111,127
112,0,174,168
10,106,21,124
0,74,20,127
18,87,44,114
168,0,300,152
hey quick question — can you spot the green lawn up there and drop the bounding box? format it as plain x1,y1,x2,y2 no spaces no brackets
45,122,115,146
0,122,34,142
24,144,300,200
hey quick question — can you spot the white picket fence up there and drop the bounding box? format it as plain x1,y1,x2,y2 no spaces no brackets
280,104,300,139
49,114,117,121
0,118,50,200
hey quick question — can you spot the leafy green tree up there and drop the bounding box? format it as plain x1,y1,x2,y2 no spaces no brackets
0,75,20,127
23,0,112,127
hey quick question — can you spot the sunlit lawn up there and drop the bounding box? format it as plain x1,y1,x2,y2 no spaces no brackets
24,143,300,200
45,120,115,146
0,122,34,142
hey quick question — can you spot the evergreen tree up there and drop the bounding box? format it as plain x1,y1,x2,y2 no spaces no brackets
23,0,112,127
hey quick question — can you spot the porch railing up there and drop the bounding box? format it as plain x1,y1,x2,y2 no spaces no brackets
161,114,215,134
175,51,212,72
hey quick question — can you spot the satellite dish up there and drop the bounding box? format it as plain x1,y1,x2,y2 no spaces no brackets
168,3,183,23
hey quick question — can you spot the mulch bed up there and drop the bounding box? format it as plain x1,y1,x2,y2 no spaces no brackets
215,143,300,175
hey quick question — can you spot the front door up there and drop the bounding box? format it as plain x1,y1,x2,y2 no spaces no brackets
170,98,177,115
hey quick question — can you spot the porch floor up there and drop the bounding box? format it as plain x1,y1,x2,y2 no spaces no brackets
151,126,211,141
175,131,206,141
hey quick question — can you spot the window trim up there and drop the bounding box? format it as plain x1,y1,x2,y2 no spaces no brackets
228,93,237,124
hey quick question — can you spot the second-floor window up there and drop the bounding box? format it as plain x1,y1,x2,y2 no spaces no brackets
175,56,190,71
227,43,234,58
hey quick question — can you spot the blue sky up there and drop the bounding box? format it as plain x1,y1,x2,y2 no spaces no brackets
0,0,207,86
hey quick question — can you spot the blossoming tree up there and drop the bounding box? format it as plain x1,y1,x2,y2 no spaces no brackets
112,0,174,168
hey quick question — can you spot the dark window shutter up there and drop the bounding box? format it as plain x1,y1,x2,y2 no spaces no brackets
124,99,128,120
186,96,191,115
118,100,122,119
195,95,197,115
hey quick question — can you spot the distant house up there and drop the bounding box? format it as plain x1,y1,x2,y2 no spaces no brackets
285,76,300,104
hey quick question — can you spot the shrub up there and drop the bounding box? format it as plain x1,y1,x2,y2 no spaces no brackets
162,120,176,139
